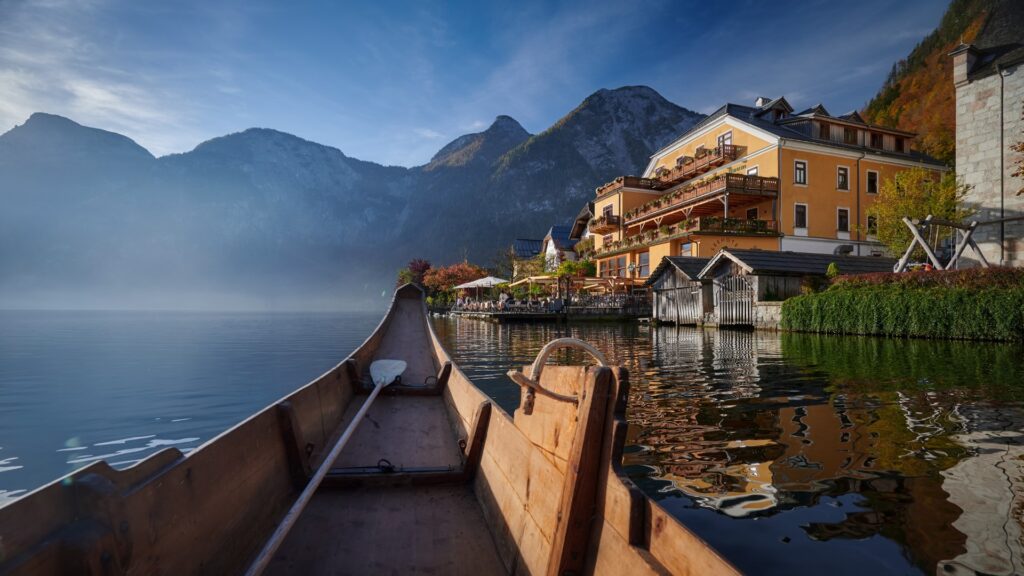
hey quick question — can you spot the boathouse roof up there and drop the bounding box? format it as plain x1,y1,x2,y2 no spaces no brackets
644,256,712,286
699,249,897,278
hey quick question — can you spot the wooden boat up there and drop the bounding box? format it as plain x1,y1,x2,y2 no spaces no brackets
0,284,738,575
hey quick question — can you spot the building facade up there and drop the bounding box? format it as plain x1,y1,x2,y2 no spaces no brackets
589,96,945,280
951,1,1024,267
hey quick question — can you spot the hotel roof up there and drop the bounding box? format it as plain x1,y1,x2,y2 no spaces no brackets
699,249,897,278
653,97,945,167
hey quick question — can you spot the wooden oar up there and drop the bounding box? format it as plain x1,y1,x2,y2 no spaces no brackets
245,359,407,576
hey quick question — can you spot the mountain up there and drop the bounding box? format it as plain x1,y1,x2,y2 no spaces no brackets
862,0,1001,165
0,87,703,310
404,86,704,263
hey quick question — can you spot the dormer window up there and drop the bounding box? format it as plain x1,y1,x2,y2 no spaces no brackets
774,110,787,121
819,122,831,140
844,127,857,145
870,132,883,149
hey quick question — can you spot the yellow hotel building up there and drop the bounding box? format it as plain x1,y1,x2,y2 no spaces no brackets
589,96,946,279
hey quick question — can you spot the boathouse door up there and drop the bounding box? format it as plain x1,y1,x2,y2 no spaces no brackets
716,275,754,326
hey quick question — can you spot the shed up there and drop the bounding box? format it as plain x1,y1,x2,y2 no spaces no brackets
644,256,712,324
698,249,897,325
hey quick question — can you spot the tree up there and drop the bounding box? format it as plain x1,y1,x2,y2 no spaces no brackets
866,168,975,257
422,262,486,294
396,258,431,287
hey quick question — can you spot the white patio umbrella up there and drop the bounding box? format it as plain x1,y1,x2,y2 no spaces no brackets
453,276,509,300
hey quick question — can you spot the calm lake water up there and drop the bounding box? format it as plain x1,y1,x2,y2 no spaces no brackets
2,310,1023,575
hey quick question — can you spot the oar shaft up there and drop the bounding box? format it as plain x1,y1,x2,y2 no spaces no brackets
245,381,387,576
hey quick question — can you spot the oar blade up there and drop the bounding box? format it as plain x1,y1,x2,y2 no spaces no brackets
370,359,407,387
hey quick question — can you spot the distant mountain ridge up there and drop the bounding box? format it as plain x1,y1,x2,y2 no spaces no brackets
0,86,703,310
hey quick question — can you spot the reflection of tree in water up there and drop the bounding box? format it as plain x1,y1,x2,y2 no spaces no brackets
434,317,1024,575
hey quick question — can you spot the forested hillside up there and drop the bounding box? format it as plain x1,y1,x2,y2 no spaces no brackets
863,0,994,165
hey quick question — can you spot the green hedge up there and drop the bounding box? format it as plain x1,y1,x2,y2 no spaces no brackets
781,285,1024,341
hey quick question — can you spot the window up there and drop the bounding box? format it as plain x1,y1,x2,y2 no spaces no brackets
870,132,883,149
844,127,857,145
680,242,693,256
794,160,807,185
602,205,613,218
819,122,830,140
866,170,879,194
794,204,808,229
717,131,732,149
837,167,849,191
867,215,878,236
746,166,759,176
746,207,758,220
638,252,650,277
616,256,627,277
837,208,850,233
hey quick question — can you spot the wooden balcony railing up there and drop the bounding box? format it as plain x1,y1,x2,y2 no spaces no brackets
653,145,740,186
594,176,665,197
588,214,621,234
595,217,780,257
683,216,780,235
624,173,779,224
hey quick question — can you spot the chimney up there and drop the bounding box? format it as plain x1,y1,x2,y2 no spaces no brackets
950,44,979,88
754,96,772,108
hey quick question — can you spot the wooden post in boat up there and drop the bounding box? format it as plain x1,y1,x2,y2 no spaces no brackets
546,366,612,576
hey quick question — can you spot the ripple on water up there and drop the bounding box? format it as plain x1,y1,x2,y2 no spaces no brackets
433,316,1024,576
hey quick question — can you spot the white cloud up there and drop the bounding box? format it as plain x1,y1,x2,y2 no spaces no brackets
413,127,444,139
0,0,201,155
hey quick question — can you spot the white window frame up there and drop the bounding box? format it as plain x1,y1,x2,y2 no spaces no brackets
836,207,851,240
836,165,850,191
866,170,879,194
866,215,878,241
794,203,808,236
794,159,808,186
746,165,759,176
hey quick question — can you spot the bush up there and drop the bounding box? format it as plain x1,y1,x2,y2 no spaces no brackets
781,284,1024,341
831,267,1024,291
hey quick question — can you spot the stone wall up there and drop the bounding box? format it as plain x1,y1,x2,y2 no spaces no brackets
956,62,1024,267
753,301,783,331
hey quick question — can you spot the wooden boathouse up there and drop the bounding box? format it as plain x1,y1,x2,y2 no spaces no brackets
645,256,712,325
699,249,897,326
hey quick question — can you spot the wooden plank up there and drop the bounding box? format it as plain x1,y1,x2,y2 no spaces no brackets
546,366,612,576
265,485,506,576
462,400,492,480
276,401,313,488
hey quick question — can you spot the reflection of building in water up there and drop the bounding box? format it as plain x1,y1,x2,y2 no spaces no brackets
939,406,1024,576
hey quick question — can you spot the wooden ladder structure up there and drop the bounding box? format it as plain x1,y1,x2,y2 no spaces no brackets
894,215,990,272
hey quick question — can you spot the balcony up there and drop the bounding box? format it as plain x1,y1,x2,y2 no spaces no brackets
653,145,740,186
595,176,666,197
595,217,780,257
624,173,779,224
588,214,621,234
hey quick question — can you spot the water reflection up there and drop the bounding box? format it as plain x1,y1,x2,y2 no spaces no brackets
433,316,1024,575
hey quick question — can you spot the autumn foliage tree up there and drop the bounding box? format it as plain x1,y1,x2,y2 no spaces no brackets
395,258,432,286
866,168,975,257
421,262,486,294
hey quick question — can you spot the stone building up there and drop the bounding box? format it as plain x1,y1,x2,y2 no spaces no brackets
951,0,1024,266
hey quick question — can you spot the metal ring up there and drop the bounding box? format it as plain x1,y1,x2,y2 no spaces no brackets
507,338,608,405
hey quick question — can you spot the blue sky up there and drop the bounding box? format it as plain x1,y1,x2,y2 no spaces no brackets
0,0,947,166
